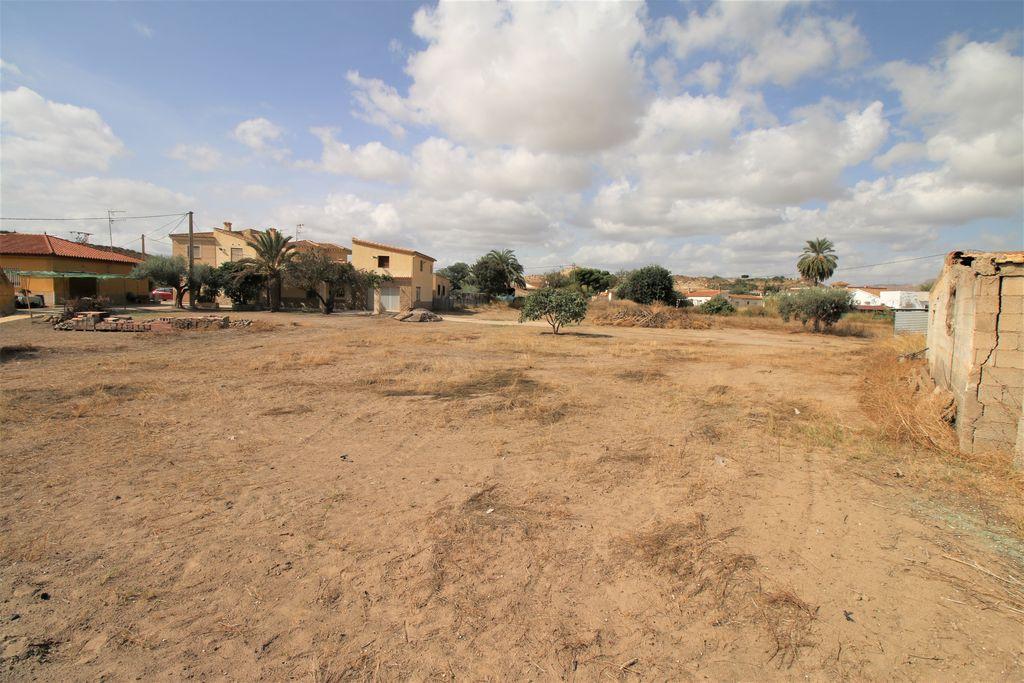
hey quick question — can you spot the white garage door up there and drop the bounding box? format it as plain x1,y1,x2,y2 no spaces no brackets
380,285,400,312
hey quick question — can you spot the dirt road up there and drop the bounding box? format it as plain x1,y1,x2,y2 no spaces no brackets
1,314,1021,680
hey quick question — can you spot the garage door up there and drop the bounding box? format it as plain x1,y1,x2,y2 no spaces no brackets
380,285,400,312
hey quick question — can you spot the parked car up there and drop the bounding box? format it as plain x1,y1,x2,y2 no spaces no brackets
15,293,45,308
151,287,174,302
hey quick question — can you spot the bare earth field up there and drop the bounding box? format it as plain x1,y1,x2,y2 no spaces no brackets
1,313,1022,680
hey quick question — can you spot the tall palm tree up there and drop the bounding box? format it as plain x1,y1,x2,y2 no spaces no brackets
241,228,297,311
797,238,838,286
485,249,527,290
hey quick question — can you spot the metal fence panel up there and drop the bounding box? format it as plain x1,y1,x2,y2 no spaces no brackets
894,308,928,335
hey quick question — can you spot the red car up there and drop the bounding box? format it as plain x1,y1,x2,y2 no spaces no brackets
151,287,174,302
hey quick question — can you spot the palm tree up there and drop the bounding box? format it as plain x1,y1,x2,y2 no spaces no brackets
240,228,297,311
797,238,838,286
485,249,527,290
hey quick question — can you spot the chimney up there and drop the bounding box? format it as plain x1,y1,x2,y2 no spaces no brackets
223,221,233,231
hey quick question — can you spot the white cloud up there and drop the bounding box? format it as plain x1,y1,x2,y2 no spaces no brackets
594,101,890,238
411,137,592,200
684,61,724,91
168,143,222,172
628,93,743,153
239,184,283,200
301,127,409,182
873,141,927,170
0,59,22,77
0,86,125,173
661,2,867,88
133,21,154,39
349,1,649,152
880,39,1023,187
572,240,661,269
232,117,288,159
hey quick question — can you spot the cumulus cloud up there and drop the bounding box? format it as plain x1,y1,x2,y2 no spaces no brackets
133,21,154,39
168,143,222,171
0,86,125,173
411,138,592,200
661,2,867,87
232,117,288,159
301,127,409,182
349,1,649,152
0,59,22,77
880,39,1023,187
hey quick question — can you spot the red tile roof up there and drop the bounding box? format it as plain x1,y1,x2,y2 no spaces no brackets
0,233,142,264
685,289,725,298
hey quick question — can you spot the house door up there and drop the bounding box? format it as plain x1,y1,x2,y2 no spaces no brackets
380,285,400,312
68,277,97,299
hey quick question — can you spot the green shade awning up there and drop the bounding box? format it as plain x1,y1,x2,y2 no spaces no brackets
12,270,130,279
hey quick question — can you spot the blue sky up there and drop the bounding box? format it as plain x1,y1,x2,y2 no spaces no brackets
2,1,1022,282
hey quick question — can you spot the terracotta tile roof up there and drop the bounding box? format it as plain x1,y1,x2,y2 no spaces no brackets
0,232,142,264
685,289,725,298
352,237,435,262
294,239,351,253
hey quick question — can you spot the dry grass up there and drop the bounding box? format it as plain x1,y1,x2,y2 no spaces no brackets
1,343,41,362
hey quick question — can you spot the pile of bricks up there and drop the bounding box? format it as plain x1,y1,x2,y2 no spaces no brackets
151,315,230,331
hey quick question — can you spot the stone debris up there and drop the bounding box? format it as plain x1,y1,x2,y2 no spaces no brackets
53,313,252,333
393,308,443,323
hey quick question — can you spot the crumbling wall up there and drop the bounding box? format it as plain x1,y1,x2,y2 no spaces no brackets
927,252,1024,466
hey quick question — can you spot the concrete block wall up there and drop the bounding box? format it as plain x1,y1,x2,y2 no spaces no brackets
927,252,1024,466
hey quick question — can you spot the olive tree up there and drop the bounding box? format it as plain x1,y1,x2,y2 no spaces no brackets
777,287,853,332
519,287,588,334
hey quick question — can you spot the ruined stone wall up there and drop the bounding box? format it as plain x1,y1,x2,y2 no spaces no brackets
927,252,1024,466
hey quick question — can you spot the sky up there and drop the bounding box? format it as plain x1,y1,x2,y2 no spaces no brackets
1,0,1022,283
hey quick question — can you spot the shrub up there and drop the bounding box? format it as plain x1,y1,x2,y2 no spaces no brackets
777,287,853,332
519,287,588,334
571,267,615,294
700,295,735,315
617,265,676,305
217,261,266,309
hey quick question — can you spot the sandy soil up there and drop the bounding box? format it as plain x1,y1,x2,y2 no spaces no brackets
1,313,1021,680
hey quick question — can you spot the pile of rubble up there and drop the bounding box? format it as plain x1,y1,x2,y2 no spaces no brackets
53,311,155,332
393,308,443,323
53,311,247,333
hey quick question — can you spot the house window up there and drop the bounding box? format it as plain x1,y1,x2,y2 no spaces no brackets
415,286,421,302
377,255,390,268
419,260,424,272
230,247,243,261
191,245,201,258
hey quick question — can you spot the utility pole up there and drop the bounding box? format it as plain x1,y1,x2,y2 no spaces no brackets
107,209,125,248
187,210,196,310
140,234,146,257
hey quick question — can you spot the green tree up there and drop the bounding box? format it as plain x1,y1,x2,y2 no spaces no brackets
777,287,853,332
216,261,266,309
700,295,735,315
192,263,223,303
471,249,526,296
519,287,589,334
436,262,471,291
571,267,615,294
797,238,838,286
542,270,571,289
239,228,297,312
285,249,355,314
130,255,188,308
617,265,677,305
728,279,756,294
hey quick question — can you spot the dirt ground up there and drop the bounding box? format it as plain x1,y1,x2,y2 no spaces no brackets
1,312,1022,680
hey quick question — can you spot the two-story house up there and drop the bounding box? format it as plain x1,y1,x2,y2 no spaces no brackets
351,237,436,312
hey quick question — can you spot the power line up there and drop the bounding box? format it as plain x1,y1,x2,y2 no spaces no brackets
835,252,947,272
0,212,188,221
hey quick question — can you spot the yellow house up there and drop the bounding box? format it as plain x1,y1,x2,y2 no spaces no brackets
169,223,351,306
351,237,436,312
433,273,452,299
0,232,148,305
0,269,15,315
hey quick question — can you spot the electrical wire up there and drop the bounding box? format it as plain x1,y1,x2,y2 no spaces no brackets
834,252,947,272
0,212,188,221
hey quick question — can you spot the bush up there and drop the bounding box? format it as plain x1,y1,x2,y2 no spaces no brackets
777,287,853,332
519,288,588,334
617,265,676,305
700,295,735,315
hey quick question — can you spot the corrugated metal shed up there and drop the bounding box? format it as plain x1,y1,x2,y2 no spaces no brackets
894,308,928,335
